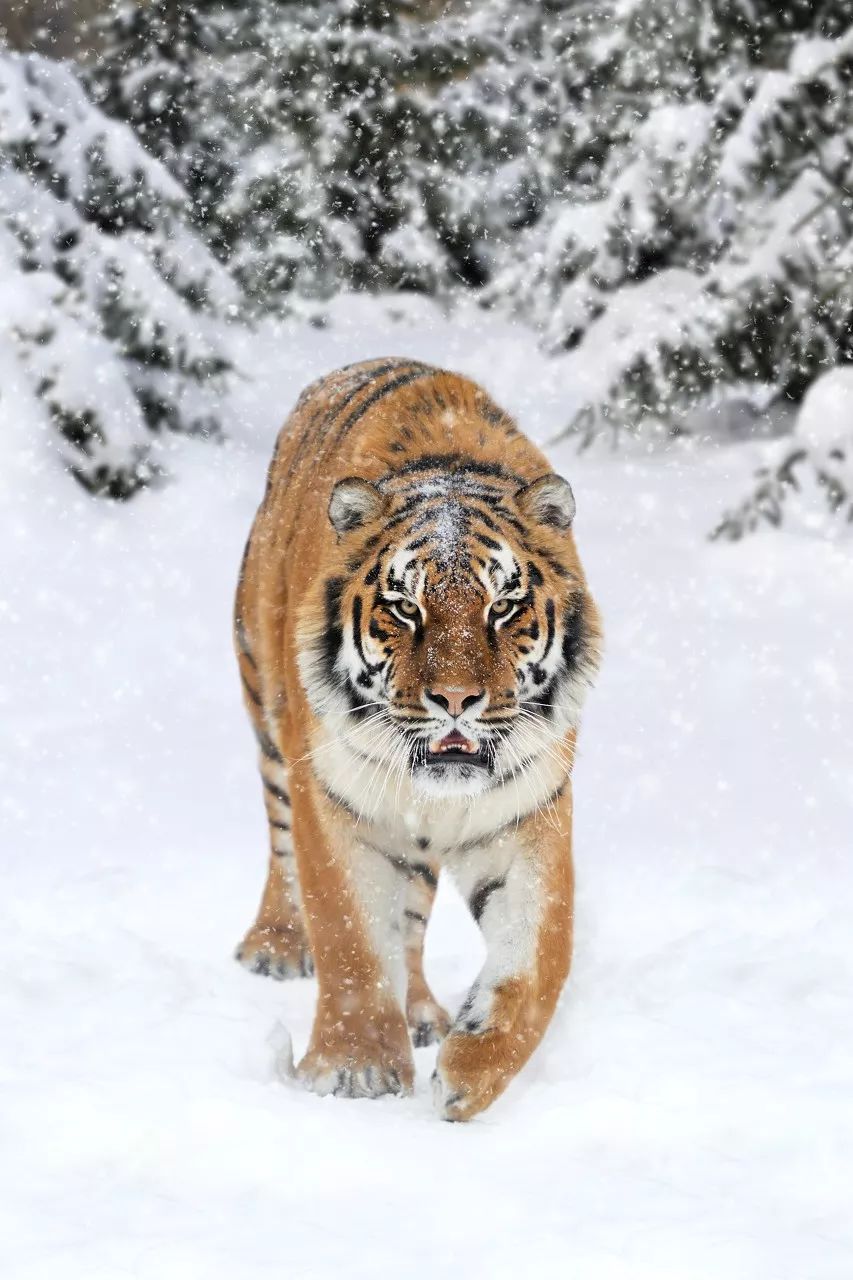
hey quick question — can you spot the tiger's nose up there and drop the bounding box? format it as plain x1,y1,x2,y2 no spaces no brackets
425,686,486,718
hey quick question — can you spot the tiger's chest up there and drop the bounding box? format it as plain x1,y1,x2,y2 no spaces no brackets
311,726,565,859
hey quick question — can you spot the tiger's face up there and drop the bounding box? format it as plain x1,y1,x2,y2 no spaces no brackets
300,461,601,800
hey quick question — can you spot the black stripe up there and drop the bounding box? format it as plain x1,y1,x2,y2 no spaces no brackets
285,361,403,483
241,671,262,709
370,845,413,875
505,565,524,594
478,400,507,426
263,777,290,806
237,530,254,582
469,876,507,923
370,846,438,887
395,477,506,502
468,506,502,532
454,986,479,1030
475,532,502,551
411,861,438,888
333,367,433,447
322,784,362,821
368,618,391,642
256,729,284,764
351,596,380,674
534,546,572,579
319,576,344,687
516,619,539,641
346,534,382,575
543,598,556,660
562,597,587,670
328,361,405,423
389,454,526,485
490,505,530,535
351,595,365,662
384,496,445,531
235,617,257,667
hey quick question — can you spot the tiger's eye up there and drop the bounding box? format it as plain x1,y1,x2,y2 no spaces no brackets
490,599,513,617
395,599,420,618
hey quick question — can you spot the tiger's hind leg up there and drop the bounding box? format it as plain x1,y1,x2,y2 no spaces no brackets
235,837,314,980
404,861,450,1047
234,627,313,980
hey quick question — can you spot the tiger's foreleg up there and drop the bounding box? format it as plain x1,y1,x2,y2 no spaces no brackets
403,861,451,1047
292,765,415,1099
434,796,574,1121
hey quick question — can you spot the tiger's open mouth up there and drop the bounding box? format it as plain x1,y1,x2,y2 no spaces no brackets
425,729,488,768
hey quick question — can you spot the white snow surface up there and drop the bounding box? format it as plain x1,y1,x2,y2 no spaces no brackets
3,297,852,1278
796,365,853,450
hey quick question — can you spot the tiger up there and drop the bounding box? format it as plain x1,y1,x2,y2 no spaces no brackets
233,357,602,1121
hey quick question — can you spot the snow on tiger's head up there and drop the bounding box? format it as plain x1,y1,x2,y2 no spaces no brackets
299,457,602,798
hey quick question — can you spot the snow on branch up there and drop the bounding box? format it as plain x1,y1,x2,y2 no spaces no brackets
0,50,235,497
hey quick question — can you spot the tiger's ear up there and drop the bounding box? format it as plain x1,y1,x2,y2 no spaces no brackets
328,477,386,533
516,474,576,529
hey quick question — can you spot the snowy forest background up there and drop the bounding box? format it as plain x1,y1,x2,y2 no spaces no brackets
3,0,853,535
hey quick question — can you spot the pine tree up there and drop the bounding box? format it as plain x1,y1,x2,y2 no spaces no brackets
0,48,234,497
556,15,853,429
89,0,236,247
486,0,749,350
219,0,503,305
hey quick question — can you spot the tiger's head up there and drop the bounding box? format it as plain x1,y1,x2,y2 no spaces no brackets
299,457,601,801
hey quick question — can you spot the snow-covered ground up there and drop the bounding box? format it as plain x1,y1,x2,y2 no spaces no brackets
3,299,852,1279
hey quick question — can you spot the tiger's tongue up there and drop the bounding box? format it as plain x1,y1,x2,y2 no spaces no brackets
431,729,478,755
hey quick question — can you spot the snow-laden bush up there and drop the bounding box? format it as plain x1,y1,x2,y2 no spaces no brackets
591,26,853,423
92,0,513,309
487,98,716,356
714,367,853,540
0,49,235,496
481,3,853,537
495,10,853,443
89,0,238,255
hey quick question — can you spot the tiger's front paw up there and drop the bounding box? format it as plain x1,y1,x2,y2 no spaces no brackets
297,1052,413,1100
235,922,314,980
432,1026,526,1122
297,1009,414,1101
